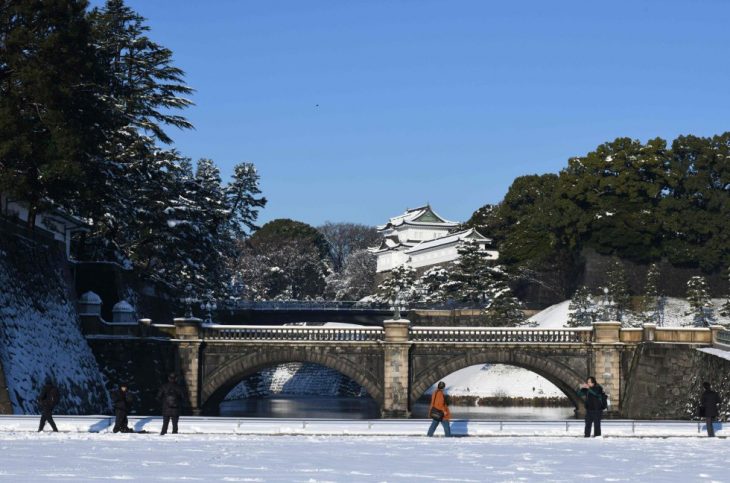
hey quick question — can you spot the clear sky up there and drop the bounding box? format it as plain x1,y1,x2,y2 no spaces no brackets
106,0,730,227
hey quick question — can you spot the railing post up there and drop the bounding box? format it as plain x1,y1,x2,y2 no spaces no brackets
382,317,411,418
642,323,657,342
173,317,203,415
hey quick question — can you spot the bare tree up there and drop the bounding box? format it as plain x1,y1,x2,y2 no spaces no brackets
318,222,380,273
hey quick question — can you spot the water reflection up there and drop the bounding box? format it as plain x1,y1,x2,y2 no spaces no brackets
411,402,576,420
221,396,576,420
220,396,380,419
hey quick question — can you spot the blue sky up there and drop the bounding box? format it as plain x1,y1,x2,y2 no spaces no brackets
104,0,730,227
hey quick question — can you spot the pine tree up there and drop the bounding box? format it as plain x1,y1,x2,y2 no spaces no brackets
417,266,451,304
605,258,631,322
686,276,714,327
376,265,417,304
0,0,112,226
568,286,596,327
89,0,193,144
640,263,663,325
225,163,267,239
721,266,730,318
448,240,494,304
483,267,524,326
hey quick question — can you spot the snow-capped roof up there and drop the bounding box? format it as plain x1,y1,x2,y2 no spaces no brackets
404,228,492,254
377,205,459,231
369,238,418,253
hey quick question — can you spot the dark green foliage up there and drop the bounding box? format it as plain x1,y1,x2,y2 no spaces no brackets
568,286,596,327
468,134,730,303
376,264,417,303
0,0,112,226
251,219,331,261
686,276,714,327
88,0,193,144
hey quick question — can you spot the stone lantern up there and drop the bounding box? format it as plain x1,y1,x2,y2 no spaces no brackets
112,300,135,324
78,291,102,316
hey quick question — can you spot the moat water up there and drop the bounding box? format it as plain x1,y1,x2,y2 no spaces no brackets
220,396,576,419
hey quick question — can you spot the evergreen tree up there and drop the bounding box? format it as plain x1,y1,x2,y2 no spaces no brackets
686,276,714,327
568,286,596,327
448,240,494,304
640,263,663,325
721,267,730,318
605,258,631,322
376,265,417,303
0,0,112,227
225,163,267,239
558,137,670,262
89,0,193,144
417,266,451,304
483,267,524,326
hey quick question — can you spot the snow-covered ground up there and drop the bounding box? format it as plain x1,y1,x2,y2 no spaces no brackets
0,433,726,482
430,364,565,398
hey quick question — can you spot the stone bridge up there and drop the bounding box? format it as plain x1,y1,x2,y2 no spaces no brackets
155,318,727,418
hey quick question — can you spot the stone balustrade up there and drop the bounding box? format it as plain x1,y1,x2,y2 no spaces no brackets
410,327,593,343
200,324,385,342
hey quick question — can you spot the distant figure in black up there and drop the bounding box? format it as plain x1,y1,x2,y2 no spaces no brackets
37,380,60,432
112,383,134,433
577,376,605,438
158,373,184,435
699,381,721,437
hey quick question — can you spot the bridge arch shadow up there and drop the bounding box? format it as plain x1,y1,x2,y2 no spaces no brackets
201,349,383,415
410,351,585,411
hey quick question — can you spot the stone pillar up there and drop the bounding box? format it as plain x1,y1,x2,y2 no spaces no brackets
174,317,203,415
642,323,657,342
382,318,411,418
591,322,622,414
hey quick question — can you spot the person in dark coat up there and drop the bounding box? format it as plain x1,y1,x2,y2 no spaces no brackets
112,383,134,433
157,373,184,435
700,381,721,437
577,376,605,438
37,380,60,432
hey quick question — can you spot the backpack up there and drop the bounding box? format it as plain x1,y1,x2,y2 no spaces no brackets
601,392,609,411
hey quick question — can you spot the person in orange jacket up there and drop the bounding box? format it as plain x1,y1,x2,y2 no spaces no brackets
427,381,451,437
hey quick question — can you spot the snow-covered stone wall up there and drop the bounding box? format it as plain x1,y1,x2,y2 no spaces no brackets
0,233,110,414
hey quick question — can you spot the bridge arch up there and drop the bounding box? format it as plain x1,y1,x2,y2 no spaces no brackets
200,348,383,415
410,350,585,410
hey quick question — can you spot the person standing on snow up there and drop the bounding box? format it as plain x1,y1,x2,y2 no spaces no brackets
699,381,721,437
112,383,134,433
158,373,184,435
37,379,60,432
427,381,451,437
577,376,606,437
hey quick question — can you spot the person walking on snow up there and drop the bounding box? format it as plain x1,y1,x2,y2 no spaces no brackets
427,381,451,437
37,379,60,432
577,376,605,437
699,381,721,437
158,373,184,435
112,383,134,433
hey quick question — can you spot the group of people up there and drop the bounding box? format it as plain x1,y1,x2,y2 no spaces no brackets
37,374,724,437
38,373,184,435
426,377,723,438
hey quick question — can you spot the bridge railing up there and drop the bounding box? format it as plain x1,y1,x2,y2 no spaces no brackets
201,324,385,342
410,327,593,343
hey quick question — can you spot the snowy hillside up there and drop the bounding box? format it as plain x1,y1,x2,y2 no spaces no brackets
0,241,110,414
